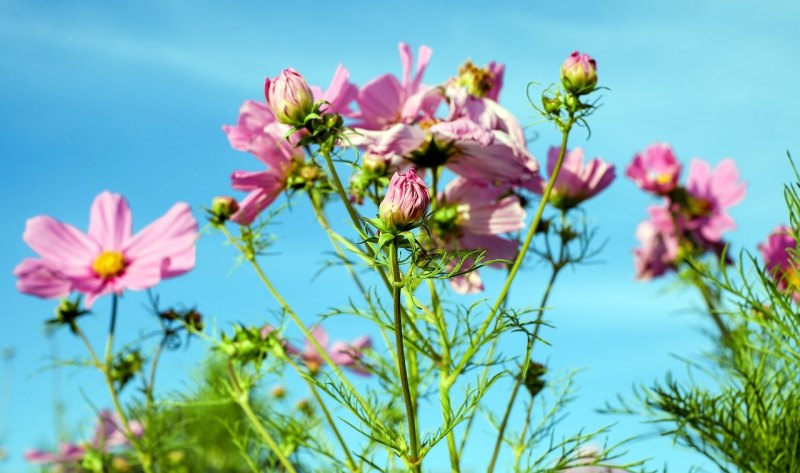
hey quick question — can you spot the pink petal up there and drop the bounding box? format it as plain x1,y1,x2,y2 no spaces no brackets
231,188,281,225
356,74,404,129
23,216,99,269
14,258,72,299
88,191,132,251
710,158,746,207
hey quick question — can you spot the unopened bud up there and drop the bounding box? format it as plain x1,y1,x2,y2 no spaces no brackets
362,152,388,176
271,385,286,399
210,196,239,225
378,168,430,231
265,68,315,127
561,51,597,96
542,94,562,115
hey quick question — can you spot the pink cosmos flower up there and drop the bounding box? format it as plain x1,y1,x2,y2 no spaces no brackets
432,178,526,293
626,143,682,194
16,192,197,308
758,225,799,294
633,219,679,280
229,127,305,225
354,42,440,130
541,146,616,209
430,118,541,191
25,410,143,467
558,446,627,472
685,158,746,242
265,68,315,126
223,65,357,151
379,168,430,230
294,326,373,376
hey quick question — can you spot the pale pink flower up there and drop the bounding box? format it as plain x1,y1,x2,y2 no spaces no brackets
265,68,315,126
379,168,430,230
230,130,304,225
685,158,746,242
25,442,85,466
222,100,277,152
16,192,197,308
14,259,71,299
433,178,526,293
633,219,679,280
430,118,542,191
310,64,359,116
296,326,372,376
625,142,682,194
561,51,598,95
354,42,440,130
758,225,799,294
542,146,616,209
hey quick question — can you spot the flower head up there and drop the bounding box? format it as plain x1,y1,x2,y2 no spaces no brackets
295,326,372,376
561,51,598,95
685,158,746,242
633,219,679,280
758,225,799,294
379,168,430,231
265,68,315,127
544,147,616,210
15,192,197,308
626,143,682,194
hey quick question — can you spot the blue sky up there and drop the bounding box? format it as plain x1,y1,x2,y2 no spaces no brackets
1,0,799,471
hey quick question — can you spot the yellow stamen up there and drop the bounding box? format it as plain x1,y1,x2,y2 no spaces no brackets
655,173,673,185
92,251,126,279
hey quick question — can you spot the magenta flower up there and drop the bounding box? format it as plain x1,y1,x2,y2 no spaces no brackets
561,51,598,95
685,158,746,242
265,68,315,127
379,168,430,230
542,146,616,210
626,142,682,194
25,442,85,466
230,129,304,225
309,64,359,116
432,178,526,293
758,225,799,294
633,219,679,281
295,326,372,376
354,42,440,130
16,192,197,308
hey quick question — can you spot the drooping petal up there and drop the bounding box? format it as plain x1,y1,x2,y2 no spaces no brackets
13,259,72,299
88,191,132,251
231,187,281,225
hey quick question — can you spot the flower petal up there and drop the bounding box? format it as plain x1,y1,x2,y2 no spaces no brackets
88,191,132,251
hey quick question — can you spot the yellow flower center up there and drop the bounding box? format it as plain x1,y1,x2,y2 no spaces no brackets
655,173,673,185
92,251,127,279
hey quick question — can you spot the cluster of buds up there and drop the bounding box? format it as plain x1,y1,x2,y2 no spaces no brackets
627,143,746,280
542,51,599,122
217,324,278,364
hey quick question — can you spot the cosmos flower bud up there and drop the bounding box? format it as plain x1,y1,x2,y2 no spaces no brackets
265,68,315,127
379,168,430,231
211,196,239,222
362,152,389,176
560,51,597,96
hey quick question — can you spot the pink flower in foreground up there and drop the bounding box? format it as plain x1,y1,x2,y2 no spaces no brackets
16,192,197,308
265,68,315,127
542,146,616,210
685,158,746,242
379,168,430,230
758,225,799,294
432,178,526,293
295,326,372,376
561,51,598,96
354,42,440,130
626,143,682,194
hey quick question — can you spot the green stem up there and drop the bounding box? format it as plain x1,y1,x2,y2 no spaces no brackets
391,238,420,471
449,113,576,384
227,361,298,473
486,266,562,472
219,226,388,437
693,276,732,345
